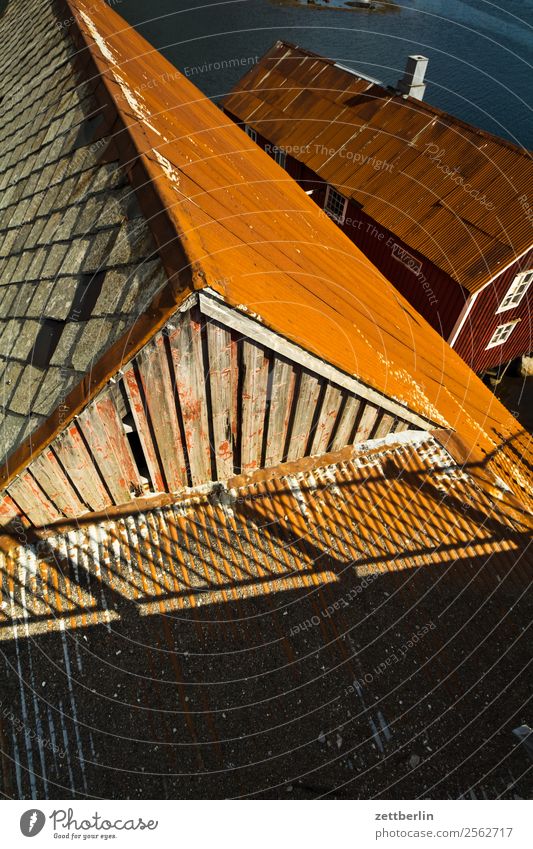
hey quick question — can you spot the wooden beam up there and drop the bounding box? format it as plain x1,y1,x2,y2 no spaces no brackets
354,403,380,443
206,320,236,479
136,336,188,490
373,412,396,439
264,357,296,469
78,390,141,504
8,471,63,526
52,424,111,512
168,309,212,485
29,448,86,518
309,383,344,456
286,371,322,462
122,364,165,492
330,395,361,452
240,340,270,472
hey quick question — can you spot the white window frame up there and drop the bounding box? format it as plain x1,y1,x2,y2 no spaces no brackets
272,146,287,169
486,320,519,349
496,269,533,313
244,124,257,143
324,185,348,224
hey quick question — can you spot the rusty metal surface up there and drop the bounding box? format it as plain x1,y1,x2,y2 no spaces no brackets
60,1,533,506
223,41,533,295
0,433,530,798
0,0,531,513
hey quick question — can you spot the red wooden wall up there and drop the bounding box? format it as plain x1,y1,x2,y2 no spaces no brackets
454,248,533,373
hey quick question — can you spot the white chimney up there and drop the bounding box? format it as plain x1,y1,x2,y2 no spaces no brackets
397,55,428,100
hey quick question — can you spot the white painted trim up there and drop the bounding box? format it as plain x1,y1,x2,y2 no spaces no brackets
485,319,520,350
495,269,533,314
198,290,435,430
448,290,478,348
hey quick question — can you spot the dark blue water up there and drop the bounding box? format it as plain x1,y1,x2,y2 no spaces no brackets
118,0,533,148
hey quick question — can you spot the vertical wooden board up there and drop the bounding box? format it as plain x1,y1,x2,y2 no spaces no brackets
137,335,188,490
169,310,212,485
373,412,396,439
240,340,270,472
98,385,144,492
122,364,165,492
353,403,380,443
394,420,410,433
264,357,296,469
78,390,142,505
53,423,111,512
286,372,322,462
330,395,361,451
0,493,22,524
30,447,86,518
7,471,62,526
309,383,344,456
206,321,236,480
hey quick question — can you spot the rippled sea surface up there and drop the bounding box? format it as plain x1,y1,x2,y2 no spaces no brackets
119,0,532,148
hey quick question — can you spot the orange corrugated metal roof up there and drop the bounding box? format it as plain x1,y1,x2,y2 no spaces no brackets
1,433,530,796
223,41,533,294
57,0,532,507
0,0,529,507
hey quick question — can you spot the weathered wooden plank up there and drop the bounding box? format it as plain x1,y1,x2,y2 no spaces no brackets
30,447,86,518
122,364,165,492
136,335,188,490
286,371,322,462
199,292,433,430
330,395,361,451
8,471,62,526
53,423,111,512
206,321,236,480
169,310,212,485
0,492,22,524
309,383,344,456
394,420,410,433
353,403,380,443
373,412,396,439
78,389,142,505
240,340,270,472
264,357,296,469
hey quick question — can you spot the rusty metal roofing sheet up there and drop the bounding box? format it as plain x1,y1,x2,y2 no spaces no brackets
223,41,533,293
0,0,531,511
1,433,531,797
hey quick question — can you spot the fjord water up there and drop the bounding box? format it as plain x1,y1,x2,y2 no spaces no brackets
120,0,532,148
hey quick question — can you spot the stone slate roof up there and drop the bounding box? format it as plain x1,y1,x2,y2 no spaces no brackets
0,0,167,464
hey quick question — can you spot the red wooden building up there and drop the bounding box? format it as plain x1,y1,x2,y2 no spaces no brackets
223,42,533,374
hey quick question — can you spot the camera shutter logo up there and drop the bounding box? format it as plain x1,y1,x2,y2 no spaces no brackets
20,809,46,837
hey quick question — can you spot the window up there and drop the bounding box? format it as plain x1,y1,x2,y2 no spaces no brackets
496,269,533,313
324,185,348,224
486,321,519,349
244,124,257,143
272,146,286,169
